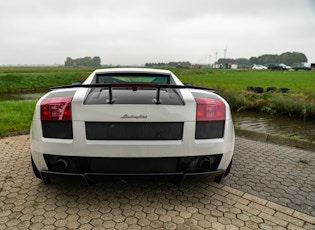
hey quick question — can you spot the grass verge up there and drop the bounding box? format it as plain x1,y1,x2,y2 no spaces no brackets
0,100,36,135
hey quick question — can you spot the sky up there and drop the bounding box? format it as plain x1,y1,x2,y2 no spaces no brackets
1,0,315,66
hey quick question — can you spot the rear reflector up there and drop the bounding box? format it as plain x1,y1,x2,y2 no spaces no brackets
41,97,72,120
195,98,225,121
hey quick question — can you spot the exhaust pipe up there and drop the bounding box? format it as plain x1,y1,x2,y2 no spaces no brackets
198,157,211,170
55,158,70,171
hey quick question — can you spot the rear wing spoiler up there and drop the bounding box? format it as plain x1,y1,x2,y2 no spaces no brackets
51,83,215,104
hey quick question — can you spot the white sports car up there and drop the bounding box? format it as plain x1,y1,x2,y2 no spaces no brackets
30,68,234,185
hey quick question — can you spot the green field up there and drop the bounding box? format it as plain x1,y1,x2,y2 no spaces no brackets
172,68,315,93
0,67,94,93
0,67,314,136
0,66,314,93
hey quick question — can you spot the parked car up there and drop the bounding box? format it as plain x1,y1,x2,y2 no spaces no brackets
267,64,285,70
292,63,311,71
30,68,235,185
252,64,267,70
279,64,292,70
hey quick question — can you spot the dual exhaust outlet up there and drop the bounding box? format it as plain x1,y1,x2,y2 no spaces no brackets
54,156,212,172
55,158,70,171
197,157,211,170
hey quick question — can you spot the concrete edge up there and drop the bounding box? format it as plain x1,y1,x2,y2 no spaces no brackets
0,130,30,139
235,129,315,152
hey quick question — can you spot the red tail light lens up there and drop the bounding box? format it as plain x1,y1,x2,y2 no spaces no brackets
41,97,73,120
195,98,225,121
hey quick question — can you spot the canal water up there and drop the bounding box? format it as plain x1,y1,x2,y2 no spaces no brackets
232,111,315,143
1,91,315,143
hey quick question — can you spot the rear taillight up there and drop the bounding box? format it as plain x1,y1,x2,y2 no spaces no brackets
41,97,73,120
195,98,225,121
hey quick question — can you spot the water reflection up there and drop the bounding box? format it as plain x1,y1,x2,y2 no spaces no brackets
232,111,315,142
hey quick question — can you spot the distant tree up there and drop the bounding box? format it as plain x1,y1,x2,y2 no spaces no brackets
249,52,308,66
92,56,101,66
181,62,192,67
249,57,258,65
145,61,191,68
65,57,74,66
235,58,250,65
64,56,101,67
279,52,307,66
257,54,280,65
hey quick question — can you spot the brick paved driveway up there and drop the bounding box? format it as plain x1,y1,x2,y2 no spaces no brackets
0,135,314,229
224,137,315,217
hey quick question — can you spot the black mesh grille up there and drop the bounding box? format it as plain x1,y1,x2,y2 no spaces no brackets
85,122,183,140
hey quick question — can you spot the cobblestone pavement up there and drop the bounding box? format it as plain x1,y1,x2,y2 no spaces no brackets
0,135,314,229
224,136,315,217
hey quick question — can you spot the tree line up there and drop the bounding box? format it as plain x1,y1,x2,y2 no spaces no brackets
145,61,192,68
63,52,307,68
217,52,307,67
64,56,101,67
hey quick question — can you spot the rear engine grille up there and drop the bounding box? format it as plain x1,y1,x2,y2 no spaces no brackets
85,122,183,140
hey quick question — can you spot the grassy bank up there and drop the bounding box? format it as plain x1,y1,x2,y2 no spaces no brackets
0,100,36,135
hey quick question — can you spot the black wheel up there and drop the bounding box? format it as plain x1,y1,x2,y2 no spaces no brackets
253,87,263,93
280,87,290,93
266,87,277,92
31,157,42,179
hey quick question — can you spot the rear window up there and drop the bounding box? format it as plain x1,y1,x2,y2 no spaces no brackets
96,73,170,84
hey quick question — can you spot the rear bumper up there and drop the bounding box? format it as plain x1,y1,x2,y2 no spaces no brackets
40,169,226,185
39,154,226,185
